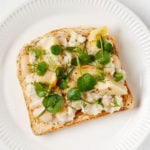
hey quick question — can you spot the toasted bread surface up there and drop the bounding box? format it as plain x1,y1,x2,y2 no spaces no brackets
17,27,133,135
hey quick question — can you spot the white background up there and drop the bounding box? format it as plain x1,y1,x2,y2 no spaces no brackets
0,0,149,149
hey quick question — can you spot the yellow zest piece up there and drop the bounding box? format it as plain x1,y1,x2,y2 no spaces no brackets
88,26,108,50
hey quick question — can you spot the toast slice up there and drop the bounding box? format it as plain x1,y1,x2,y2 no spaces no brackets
17,26,133,135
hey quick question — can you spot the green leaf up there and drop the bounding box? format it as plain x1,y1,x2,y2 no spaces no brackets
48,56,57,71
113,72,123,81
67,87,82,101
50,45,62,55
66,46,76,52
104,42,113,52
34,82,47,97
29,46,46,59
42,94,63,114
96,40,101,48
111,96,119,107
36,61,47,76
77,73,96,92
71,57,78,66
83,102,87,108
58,79,68,90
55,67,64,79
96,72,105,82
96,98,104,107
79,53,95,64
95,50,110,65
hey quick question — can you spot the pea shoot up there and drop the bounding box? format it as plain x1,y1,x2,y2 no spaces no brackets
49,56,57,71
77,73,96,92
95,36,111,65
95,50,110,65
36,61,47,76
42,94,63,114
111,96,119,107
50,45,62,55
79,53,95,64
58,79,68,90
113,72,123,81
55,65,74,90
66,46,76,52
71,57,78,66
104,42,113,52
67,87,82,101
66,46,95,65
55,67,64,79
96,72,105,82
96,98,104,107
28,46,46,59
96,40,101,48
34,82,47,97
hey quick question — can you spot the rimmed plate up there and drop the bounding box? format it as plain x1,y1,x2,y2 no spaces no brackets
0,0,150,150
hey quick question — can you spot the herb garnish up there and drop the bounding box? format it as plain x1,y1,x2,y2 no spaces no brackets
42,94,63,114
77,73,96,92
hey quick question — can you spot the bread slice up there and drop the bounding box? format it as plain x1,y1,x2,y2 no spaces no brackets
17,27,133,135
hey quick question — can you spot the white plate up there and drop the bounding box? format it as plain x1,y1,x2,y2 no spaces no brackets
0,0,150,150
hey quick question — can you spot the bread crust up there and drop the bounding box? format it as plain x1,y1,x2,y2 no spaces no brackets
17,27,133,135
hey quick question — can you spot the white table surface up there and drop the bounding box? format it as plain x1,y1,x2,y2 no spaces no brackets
0,0,150,149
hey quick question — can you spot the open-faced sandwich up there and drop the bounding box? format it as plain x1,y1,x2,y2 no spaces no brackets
17,26,133,135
